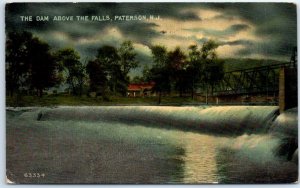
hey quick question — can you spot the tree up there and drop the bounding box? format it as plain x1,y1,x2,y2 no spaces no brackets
96,42,139,96
201,40,218,60
205,59,224,95
55,48,85,96
187,44,202,99
6,31,61,97
131,76,142,84
149,66,171,104
119,41,139,75
149,45,170,104
118,41,139,96
141,65,151,82
27,37,61,97
74,63,86,96
6,31,33,96
201,40,224,99
150,45,167,68
167,47,188,97
96,45,121,95
86,59,107,97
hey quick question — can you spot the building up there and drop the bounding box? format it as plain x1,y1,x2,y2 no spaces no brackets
127,82,155,97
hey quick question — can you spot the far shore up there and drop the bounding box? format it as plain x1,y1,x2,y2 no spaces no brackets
6,94,278,108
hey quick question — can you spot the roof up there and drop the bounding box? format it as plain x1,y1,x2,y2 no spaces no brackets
128,82,155,91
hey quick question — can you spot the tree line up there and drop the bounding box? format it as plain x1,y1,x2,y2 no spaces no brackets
135,42,224,103
6,31,224,101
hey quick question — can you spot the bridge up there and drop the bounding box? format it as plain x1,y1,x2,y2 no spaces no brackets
195,47,297,107
214,47,297,97
214,62,291,96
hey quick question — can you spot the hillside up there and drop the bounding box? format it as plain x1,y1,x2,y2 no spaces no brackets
222,58,289,72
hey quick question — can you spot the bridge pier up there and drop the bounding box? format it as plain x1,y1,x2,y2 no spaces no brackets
279,67,297,113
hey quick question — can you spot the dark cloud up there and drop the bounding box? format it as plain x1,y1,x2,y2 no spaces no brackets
219,38,295,59
5,3,201,33
179,11,201,21
118,22,160,45
236,39,296,58
201,3,297,59
202,3,296,25
229,24,249,32
219,39,254,46
6,3,200,47
5,2,297,62
186,23,250,38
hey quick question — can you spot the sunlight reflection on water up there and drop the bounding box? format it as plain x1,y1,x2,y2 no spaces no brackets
6,107,298,184
179,132,228,183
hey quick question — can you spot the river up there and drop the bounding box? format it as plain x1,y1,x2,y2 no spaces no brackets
6,106,298,184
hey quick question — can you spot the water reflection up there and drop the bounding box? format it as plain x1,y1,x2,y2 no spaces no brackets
6,107,298,184
181,133,220,183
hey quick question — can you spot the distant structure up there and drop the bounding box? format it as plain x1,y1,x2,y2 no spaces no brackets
195,47,298,107
127,82,155,97
290,46,297,68
279,47,297,113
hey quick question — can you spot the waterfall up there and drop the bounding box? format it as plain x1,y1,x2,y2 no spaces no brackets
7,106,279,135
6,106,298,183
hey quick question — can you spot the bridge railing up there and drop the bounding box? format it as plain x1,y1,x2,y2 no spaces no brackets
212,62,293,96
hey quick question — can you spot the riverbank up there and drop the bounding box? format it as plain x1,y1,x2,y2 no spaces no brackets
6,95,199,107
6,95,278,107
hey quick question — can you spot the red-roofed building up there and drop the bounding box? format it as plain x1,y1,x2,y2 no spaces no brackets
127,82,155,97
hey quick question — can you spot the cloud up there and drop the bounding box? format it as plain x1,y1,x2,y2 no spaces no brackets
185,23,250,39
117,22,160,45
219,39,254,46
201,3,297,59
229,24,250,32
5,2,297,64
236,40,295,59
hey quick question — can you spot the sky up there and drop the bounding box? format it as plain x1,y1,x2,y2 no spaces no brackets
5,3,297,76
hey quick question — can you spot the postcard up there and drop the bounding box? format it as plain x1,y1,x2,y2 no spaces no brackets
5,2,298,184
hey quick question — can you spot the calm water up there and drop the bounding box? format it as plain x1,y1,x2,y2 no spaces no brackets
6,106,298,184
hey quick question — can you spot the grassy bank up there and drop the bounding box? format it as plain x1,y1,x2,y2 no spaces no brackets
6,95,199,107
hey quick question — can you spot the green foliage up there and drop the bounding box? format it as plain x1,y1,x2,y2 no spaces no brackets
201,40,218,60
201,40,224,95
6,31,61,97
8,31,281,103
130,65,152,84
96,45,121,95
86,59,107,96
187,44,203,98
150,66,171,94
150,45,168,68
147,40,224,99
188,44,201,64
54,48,85,96
149,45,171,103
6,31,34,96
167,47,189,96
27,38,60,96
119,41,139,75
203,59,225,94
131,76,143,83
94,42,139,96
97,45,120,68
167,47,187,70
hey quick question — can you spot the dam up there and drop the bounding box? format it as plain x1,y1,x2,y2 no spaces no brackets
6,106,298,183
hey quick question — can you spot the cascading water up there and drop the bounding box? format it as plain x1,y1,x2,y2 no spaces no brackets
32,106,279,134
270,108,298,162
6,106,298,183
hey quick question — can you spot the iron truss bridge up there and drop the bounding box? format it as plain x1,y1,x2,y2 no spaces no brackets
213,47,297,96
